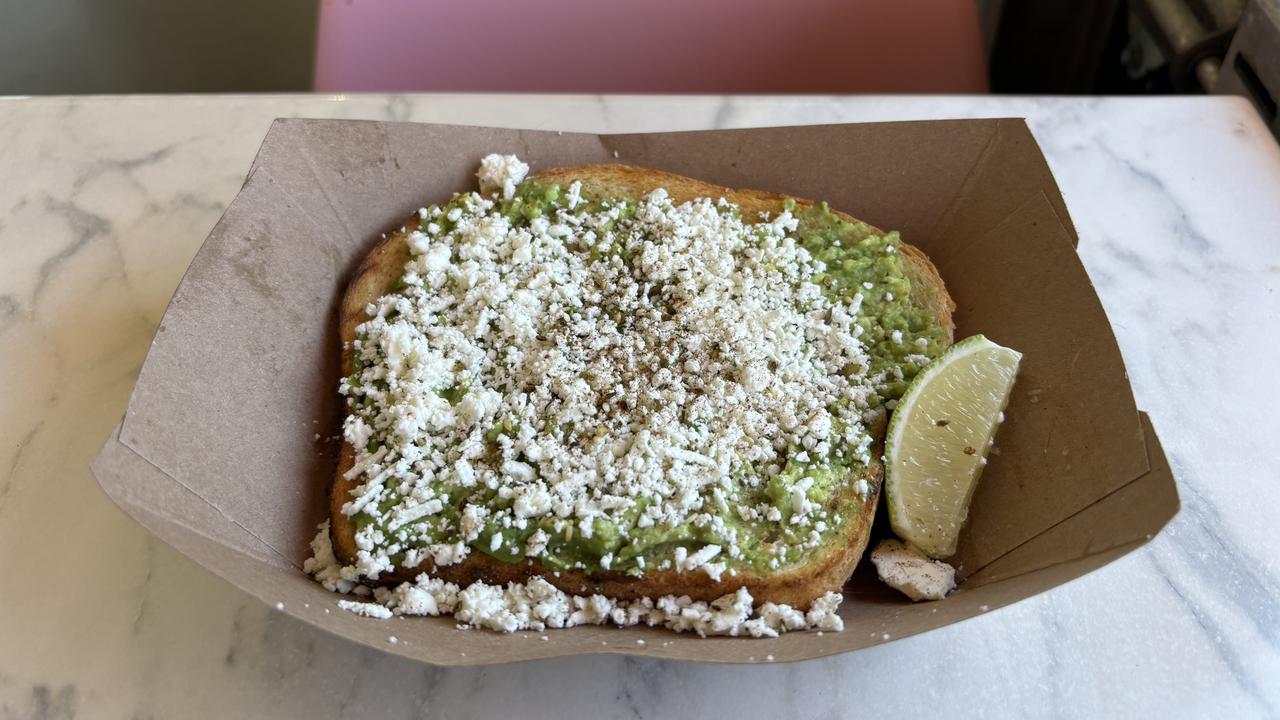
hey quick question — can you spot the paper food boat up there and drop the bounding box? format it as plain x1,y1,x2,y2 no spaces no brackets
92,118,1179,665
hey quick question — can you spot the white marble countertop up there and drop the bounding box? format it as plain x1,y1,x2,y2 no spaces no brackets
2,94,1278,719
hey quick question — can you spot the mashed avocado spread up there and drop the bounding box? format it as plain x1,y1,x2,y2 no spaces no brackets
340,172,945,581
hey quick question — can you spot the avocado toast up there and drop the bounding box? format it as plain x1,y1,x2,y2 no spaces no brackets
328,162,955,610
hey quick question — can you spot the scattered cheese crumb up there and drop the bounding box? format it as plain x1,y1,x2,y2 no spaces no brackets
338,599,394,619
476,153,530,200
870,539,956,601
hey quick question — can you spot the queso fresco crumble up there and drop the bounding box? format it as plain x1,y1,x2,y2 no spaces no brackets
311,155,945,633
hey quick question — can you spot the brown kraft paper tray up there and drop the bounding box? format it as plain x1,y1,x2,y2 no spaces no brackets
91,118,1180,665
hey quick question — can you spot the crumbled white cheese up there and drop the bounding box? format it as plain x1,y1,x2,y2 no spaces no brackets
870,539,956,601
310,524,843,636
337,599,394,619
429,540,469,567
565,180,583,210
805,591,845,631
700,561,726,582
303,521,359,594
340,155,883,581
525,529,549,557
674,544,722,574
476,153,529,200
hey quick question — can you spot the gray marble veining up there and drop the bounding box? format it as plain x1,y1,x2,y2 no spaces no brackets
1,94,1278,719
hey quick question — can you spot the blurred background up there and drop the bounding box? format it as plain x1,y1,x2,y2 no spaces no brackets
0,0,1275,130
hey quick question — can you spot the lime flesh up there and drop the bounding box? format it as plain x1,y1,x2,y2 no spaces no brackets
885,335,1022,559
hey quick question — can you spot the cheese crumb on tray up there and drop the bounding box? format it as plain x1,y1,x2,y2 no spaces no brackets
337,599,394,619
870,539,956,601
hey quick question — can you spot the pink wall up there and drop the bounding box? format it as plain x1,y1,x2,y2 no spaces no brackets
315,0,987,93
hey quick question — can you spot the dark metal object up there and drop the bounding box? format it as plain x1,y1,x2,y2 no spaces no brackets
1130,0,1244,89
1196,56,1223,88
1216,0,1280,137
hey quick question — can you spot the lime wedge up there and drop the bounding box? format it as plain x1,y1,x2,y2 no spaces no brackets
885,335,1022,559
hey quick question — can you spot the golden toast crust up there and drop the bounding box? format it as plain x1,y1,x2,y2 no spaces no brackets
329,164,955,608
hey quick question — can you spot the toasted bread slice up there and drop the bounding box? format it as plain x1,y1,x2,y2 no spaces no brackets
330,164,955,608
